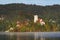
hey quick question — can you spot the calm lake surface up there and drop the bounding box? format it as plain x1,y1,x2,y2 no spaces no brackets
0,32,60,40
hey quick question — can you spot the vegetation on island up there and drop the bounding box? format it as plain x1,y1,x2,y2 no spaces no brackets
0,3,60,32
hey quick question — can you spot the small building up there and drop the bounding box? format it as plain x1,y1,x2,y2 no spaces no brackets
34,15,45,25
34,15,38,23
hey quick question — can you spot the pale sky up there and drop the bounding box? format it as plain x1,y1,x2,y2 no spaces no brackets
0,0,60,6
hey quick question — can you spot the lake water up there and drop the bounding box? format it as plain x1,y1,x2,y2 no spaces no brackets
0,32,60,40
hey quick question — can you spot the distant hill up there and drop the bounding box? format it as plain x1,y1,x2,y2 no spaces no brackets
0,3,60,24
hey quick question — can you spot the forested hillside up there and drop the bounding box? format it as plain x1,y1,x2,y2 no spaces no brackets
0,3,60,32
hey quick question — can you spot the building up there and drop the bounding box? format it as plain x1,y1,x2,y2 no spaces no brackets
34,15,45,25
34,15,38,23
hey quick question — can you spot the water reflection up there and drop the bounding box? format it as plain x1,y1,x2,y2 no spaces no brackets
0,32,60,40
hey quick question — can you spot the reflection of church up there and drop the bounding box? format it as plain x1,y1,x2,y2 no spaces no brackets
34,15,45,25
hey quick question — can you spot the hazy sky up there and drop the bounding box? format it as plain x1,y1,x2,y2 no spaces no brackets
0,0,60,5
